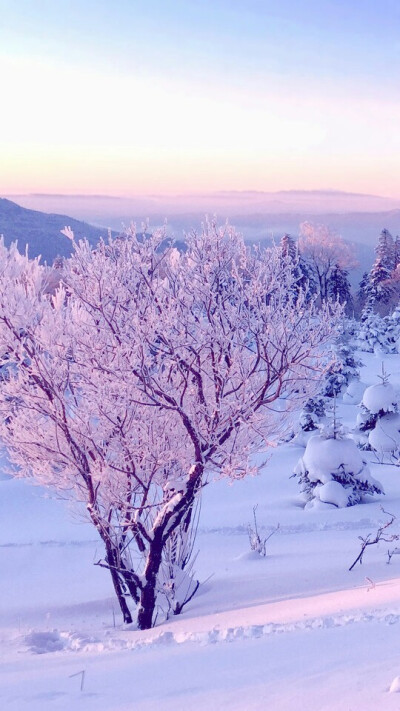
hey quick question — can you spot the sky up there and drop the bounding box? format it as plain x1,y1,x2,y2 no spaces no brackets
1,0,400,198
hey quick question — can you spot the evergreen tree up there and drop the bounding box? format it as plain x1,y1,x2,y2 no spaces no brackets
280,233,297,261
279,233,317,302
356,271,369,313
299,396,326,432
294,415,383,509
357,306,394,353
376,229,395,272
356,369,400,453
367,255,393,306
328,263,353,314
394,235,400,270
365,229,396,310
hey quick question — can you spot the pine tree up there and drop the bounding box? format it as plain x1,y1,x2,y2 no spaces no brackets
294,412,383,508
280,233,297,261
365,229,396,310
394,235,400,270
367,256,393,305
356,368,400,454
356,271,369,313
279,233,317,301
328,263,353,314
357,306,394,353
299,396,326,432
377,229,395,272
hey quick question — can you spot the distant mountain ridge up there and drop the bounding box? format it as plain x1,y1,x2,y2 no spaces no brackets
0,198,113,264
2,195,399,289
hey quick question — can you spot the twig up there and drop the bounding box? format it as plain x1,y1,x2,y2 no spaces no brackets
69,670,85,692
349,507,400,571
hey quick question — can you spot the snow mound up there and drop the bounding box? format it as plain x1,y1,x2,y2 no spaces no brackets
362,382,397,415
318,481,350,508
29,609,400,656
389,676,400,693
295,433,384,507
369,413,400,453
343,380,367,405
302,436,366,484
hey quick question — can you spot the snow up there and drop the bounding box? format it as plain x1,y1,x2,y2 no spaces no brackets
369,413,400,453
362,381,397,414
2,351,400,709
317,480,350,508
342,379,367,404
300,434,365,483
389,676,400,693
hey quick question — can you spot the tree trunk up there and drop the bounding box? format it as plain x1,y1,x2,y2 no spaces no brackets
105,541,133,624
136,483,201,630
137,534,163,630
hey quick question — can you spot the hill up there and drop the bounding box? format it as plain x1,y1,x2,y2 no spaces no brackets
0,198,112,264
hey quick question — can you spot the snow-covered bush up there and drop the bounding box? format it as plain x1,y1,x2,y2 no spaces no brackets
386,305,400,353
356,307,394,354
368,413,400,454
319,321,363,398
356,370,399,452
294,423,384,509
320,366,347,399
299,396,326,432
342,379,367,405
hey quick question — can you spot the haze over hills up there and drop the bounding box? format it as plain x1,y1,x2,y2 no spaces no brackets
1,192,400,284
6,189,400,229
0,198,113,264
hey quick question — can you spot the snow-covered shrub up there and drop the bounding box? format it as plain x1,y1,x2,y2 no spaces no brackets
356,307,394,354
294,423,384,509
386,305,400,353
299,396,326,432
246,506,279,557
356,370,399,451
368,413,400,454
320,367,347,398
320,324,363,398
342,379,367,405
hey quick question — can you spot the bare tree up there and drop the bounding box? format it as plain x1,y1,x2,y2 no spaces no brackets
0,222,341,629
299,222,357,303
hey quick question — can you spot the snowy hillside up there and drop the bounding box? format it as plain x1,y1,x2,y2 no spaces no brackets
2,351,400,709
0,198,114,264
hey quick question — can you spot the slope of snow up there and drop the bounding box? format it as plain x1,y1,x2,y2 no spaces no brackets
2,351,400,709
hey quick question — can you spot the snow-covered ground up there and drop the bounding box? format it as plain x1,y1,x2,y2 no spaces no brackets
2,351,400,709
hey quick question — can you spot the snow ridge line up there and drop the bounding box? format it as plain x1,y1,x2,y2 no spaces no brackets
199,518,388,536
0,539,98,548
24,608,400,655
0,521,389,548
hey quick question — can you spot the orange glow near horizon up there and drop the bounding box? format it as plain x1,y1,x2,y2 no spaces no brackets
1,55,400,200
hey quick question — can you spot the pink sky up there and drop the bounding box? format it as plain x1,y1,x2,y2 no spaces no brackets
1,2,400,199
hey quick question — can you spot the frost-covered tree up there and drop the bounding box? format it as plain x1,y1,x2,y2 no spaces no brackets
321,331,362,399
299,222,357,304
294,416,383,509
366,256,394,307
356,271,369,314
279,232,316,302
364,229,396,312
376,229,396,272
280,233,297,261
0,223,341,629
328,264,353,314
356,306,394,353
299,396,326,432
